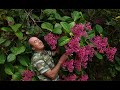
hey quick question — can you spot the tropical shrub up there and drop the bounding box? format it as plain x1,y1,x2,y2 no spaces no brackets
0,9,119,81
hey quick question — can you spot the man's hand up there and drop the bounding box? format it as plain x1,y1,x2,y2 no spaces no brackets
59,53,68,64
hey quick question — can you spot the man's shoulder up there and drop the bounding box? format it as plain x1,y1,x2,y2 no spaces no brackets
32,53,40,60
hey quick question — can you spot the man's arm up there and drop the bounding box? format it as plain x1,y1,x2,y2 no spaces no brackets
43,53,68,80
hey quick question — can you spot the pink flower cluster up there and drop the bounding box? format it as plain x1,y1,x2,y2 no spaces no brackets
63,74,77,81
90,35,108,53
62,60,74,72
76,45,95,68
21,70,35,81
65,37,80,55
104,47,117,62
71,23,88,38
44,32,59,50
62,45,94,72
91,35,117,61
85,22,92,31
78,74,88,81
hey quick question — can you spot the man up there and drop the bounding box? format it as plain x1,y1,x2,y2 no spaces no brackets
28,37,68,81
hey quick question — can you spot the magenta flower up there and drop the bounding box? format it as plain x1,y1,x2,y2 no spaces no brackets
44,32,59,50
85,22,92,31
104,47,117,62
64,74,77,81
62,60,74,72
65,37,80,55
21,70,35,81
80,74,88,81
71,23,88,38
90,35,108,53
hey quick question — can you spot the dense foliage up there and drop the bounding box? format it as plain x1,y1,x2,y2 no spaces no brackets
0,9,120,81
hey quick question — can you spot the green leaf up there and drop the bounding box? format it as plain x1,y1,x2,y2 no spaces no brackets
0,37,6,44
53,28,62,34
15,31,23,40
54,13,62,20
58,36,70,46
5,63,14,75
32,14,40,20
87,29,95,35
43,9,56,16
75,70,81,75
2,40,11,47
6,16,15,26
10,46,26,55
1,27,11,32
71,11,81,21
62,16,71,21
52,23,62,34
95,52,103,59
12,72,22,81
95,24,103,34
41,22,53,31
69,22,75,29
115,64,120,72
0,52,6,64
60,22,70,33
14,65,26,73
19,56,30,66
7,53,16,62
54,23,62,29
80,40,84,47
87,33,95,39
10,24,22,32
32,77,38,81
115,56,120,65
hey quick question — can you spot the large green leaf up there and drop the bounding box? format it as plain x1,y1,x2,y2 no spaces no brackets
62,16,71,21
41,22,53,32
14,65,26,73
12,72,22,81
10,46,26,55
115,64,120,72
87,33,95,39
115,56,120,65
52,23,62,34
6,16,15,26
5,63,14,75
0,37,6,44
10,24,22,32
54,13,62,20
19,56,30,67
71,11,81,21
69,22,75,29
7,53,16,62
2,40,11,47
0,52,6,64
15,31,23,40
1,27,11,32
95,24,103,34
58,36,70,46
95,52,103,59
60,22,70,33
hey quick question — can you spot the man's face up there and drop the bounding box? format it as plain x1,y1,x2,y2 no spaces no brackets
29,37,44,50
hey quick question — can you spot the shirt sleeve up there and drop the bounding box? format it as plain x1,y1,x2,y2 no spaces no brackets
32,56,50,74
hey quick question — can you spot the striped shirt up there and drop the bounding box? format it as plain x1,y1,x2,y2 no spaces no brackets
31,50,59,81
